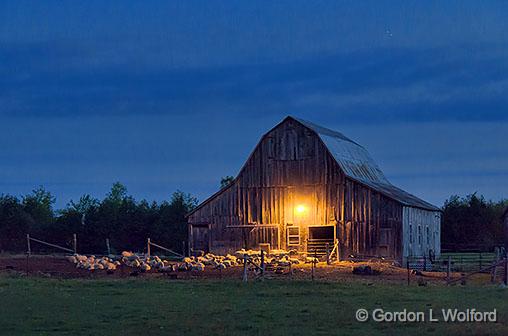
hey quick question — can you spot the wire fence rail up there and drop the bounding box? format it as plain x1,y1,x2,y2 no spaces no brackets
147,238,184,259
26,234,77,255
23,233,187,260
406,249,508,286
407,252,499,273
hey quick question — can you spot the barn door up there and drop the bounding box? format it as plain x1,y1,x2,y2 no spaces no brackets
307,225,335,256
192,226,210,253
378,228,392,257
247,227,279,250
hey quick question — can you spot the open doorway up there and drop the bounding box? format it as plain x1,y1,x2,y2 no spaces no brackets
307,225,335,256
190,224,210,254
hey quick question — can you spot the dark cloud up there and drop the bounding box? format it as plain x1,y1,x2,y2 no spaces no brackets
1,41,508,124
1,1,507,207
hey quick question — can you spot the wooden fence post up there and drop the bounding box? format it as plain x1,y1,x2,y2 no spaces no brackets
243,254,248,282
26,253,29,276
260,250,265,277
73,234,77,254
326,243,330,265
447,255,451,284
26,234,31,256
26,234,31,276
407,258,410,285
491,251,500,283
504,258,508,286
147,238,151,257
106,238,111,255
311,249,317,281
336,239,340,262
479,252,482,271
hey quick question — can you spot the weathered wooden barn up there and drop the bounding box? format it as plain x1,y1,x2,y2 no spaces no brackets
187,116,441,263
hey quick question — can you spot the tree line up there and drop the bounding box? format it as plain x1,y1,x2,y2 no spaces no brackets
0,184,506,254
442,193,507,251
0,183,197,254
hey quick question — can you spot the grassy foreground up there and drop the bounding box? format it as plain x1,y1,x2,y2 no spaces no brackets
0,276,507,336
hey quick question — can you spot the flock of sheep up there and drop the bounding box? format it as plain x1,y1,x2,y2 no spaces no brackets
67,248,317,274
67,254,121,271
68,252,183,273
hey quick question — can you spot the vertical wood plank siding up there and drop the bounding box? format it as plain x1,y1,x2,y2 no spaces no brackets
402,207,441,262
188,119,404,260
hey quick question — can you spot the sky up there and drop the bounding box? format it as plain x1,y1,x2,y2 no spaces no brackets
0,1,507,209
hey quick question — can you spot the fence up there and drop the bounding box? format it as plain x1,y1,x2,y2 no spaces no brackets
406,249,508,286
26,234,77,255
407,252,498,273
147,238,184,259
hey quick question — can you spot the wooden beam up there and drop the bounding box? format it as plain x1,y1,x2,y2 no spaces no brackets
226,224,279,229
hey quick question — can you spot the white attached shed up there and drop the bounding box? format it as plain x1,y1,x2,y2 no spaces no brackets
403,207,441,262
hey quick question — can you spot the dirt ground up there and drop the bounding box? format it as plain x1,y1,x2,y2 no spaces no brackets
0,254,493,285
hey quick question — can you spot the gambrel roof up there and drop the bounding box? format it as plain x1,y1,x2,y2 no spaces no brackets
188,116,440,216
294,117,440,211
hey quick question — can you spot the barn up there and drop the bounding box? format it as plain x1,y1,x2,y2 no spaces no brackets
187,116,441,264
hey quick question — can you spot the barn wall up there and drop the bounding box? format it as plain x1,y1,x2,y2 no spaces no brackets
402,207,441,262
188,118,404,260
332,177,403,260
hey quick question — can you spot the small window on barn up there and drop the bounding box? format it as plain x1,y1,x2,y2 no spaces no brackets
287,226,300,246
298,130,316,159
282,127,297,161
267,136,275,159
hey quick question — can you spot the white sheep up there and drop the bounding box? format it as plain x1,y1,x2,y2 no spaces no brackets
106,262,117,270
67,256,78,264
140,263,151,272
75,255,88,263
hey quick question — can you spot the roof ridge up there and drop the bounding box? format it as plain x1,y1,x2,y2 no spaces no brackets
290,116,363,147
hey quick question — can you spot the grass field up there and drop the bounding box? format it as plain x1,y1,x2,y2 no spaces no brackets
1,276,507,336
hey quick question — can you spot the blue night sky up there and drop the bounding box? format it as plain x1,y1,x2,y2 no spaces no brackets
1,1,507,208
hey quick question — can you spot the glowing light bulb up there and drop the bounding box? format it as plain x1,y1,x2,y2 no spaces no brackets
295,204,307,215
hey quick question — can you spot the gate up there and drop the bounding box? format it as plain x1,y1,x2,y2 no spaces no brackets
307,225,335,257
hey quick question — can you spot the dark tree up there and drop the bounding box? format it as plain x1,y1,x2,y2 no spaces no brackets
0,182,199,254
0,195,33,252
220,176,235,189
442,193,507,251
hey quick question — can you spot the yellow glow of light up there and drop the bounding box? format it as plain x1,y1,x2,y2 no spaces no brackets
295,204,307,215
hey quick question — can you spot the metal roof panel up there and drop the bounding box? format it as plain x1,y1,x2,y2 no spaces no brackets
293,117,440,211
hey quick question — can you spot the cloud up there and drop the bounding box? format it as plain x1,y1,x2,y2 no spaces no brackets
1,39,508,124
